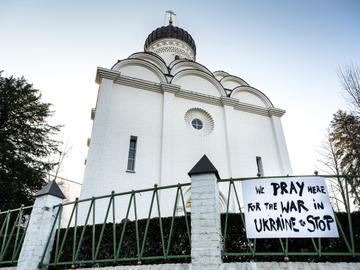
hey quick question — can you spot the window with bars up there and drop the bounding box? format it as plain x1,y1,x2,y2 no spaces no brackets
127,136,137,172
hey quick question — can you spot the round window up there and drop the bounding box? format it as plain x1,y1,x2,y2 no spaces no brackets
184,108,214,136
191,118,203,130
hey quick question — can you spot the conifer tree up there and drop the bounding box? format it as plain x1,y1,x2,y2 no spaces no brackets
329,110,360,176
318,64,360,208
0,72,61,210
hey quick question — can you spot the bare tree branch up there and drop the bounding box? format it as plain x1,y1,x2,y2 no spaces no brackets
338,63,360,115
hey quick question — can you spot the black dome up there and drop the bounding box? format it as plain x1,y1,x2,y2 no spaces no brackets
144,24,196,55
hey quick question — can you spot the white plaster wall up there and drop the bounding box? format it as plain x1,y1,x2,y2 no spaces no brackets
128,53,168,74
173,75,222,97
80,81,163,222
232,91,267,107
169,98,230,185
170,63,212,76
117,65,163,83
80,78,290,219
82,84,163,194
232,111,283,177
157,91,287,213
81,62,292,220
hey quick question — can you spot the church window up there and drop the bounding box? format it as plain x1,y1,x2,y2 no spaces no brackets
127,136,137,171
191,118,203,130
184,108,214,135
256,156,264,176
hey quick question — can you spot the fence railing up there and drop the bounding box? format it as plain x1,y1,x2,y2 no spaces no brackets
3,175,359,268
219,175,360,261
0,205,32,266
39,183,192,268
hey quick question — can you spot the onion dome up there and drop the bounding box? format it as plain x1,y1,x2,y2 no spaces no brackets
144,23,196,56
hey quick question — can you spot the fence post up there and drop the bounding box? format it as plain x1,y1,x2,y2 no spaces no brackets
17,181,65,270
188,155,222,270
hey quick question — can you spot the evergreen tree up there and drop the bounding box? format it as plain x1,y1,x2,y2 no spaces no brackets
0,72,61,210
329,110,360,176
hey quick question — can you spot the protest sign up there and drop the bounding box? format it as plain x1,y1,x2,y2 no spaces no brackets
242,177,339,238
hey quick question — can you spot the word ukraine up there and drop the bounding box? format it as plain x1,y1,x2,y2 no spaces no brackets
242,177,339,238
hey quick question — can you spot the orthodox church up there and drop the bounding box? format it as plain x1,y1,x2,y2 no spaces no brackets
79,15,292,216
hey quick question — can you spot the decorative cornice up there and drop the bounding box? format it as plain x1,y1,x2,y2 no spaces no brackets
95,67,286,117
96,67,161,93
175,89,221,106
268,108,286,117
96,67,121,84
114,75,161,93
220,97,238,107
160,83,180,94
220,97,285,117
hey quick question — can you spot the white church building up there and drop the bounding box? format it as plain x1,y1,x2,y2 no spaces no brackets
79,17,292,217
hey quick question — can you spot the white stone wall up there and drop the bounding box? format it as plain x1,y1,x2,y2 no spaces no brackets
191,173,222,270
17,194,62,270
62,262,360,270
80,60,293,220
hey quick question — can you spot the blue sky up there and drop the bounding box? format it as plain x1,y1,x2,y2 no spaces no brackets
1,0,359,181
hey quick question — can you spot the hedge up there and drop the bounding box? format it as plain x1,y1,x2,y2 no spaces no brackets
49,215,191,269
48,212,360,269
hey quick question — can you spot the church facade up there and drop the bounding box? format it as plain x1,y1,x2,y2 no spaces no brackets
79,20,292,215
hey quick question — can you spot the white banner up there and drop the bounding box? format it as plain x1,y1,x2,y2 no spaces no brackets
242,177,339,238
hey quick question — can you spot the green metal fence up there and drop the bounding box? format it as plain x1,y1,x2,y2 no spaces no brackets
30,174,360,268
219,175,360,261
39,183,192,268
0,205,32,266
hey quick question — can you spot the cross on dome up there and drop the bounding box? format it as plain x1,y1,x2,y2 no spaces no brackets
165,10,176,25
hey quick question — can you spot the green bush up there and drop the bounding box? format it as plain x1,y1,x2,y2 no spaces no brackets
49,215,191,269
48,212,360,268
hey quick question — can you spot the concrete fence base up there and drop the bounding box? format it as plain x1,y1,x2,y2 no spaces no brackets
4,262,360,270
64,262,360,270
